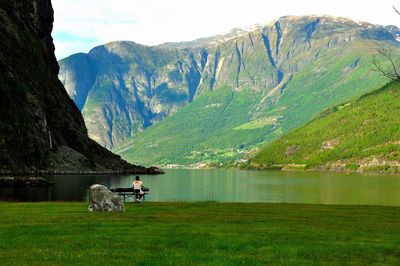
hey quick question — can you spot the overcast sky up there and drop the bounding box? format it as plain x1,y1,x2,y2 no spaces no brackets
52,0,400,59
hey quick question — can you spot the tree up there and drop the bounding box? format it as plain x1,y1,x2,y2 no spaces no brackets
373,48,400,81
373,6,400,81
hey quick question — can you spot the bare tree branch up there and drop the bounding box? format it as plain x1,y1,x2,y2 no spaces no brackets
373,48,400,81
394,6,400,16
372,7,400,81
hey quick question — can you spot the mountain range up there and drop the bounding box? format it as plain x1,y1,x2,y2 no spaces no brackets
59,16,400,166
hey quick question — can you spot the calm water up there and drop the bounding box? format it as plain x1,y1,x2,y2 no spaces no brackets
1,169,400,206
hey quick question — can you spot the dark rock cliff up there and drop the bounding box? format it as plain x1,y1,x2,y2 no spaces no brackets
0,0,160,174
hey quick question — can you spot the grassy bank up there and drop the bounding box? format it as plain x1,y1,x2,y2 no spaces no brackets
0,202,399,265
252,82,400,172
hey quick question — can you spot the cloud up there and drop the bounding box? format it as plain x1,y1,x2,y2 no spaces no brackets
52,0,400,59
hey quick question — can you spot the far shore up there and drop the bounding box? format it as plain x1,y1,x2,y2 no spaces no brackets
162,163,400,174
0,166,165,177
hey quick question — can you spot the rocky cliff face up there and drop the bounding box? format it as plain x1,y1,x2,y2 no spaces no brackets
59,16,400,152
59,42,209,148
0,0,154,174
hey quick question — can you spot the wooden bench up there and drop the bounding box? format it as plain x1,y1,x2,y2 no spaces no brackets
110,187,149,202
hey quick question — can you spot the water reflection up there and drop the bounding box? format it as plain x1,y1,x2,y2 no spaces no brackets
1,169,400,206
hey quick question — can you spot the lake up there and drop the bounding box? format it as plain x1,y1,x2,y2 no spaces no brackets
1,169,400,206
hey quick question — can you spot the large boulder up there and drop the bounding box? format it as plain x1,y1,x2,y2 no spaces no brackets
88,184,124,212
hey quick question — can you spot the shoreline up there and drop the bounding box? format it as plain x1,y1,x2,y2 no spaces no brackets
243,165,400,174
160,164,400,174
0,166,165,177
1,201,399,208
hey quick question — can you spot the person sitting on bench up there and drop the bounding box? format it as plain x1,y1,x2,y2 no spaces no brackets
132,176,145,202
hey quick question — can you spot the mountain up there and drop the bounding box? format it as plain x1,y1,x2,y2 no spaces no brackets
59,16,400,166
59,43,197,149
251,81,400,173
0,0,157,174
385,25,400,41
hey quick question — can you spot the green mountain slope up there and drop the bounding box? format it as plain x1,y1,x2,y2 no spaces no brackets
60,16,400,166
59,42,193,148
114,23,400,166
251,82,400,172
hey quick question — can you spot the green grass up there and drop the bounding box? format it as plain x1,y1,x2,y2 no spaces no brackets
115,86,271,166
252,81,400,171
0,202,400,265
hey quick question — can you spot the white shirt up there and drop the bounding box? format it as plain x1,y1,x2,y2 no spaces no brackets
133,180,143,190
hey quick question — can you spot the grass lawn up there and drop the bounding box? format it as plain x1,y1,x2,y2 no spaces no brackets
0,202,399,265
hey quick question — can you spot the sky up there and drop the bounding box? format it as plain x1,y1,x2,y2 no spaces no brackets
52,0,400,59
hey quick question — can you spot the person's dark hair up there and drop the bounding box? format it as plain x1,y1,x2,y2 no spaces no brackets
135,176,140,181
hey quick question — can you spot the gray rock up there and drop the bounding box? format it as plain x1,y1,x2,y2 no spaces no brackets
88,184,124,212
